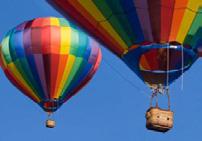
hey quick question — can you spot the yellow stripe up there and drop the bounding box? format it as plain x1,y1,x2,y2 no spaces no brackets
53,27,72,98
50,17,60,26
60,27,71,54
78,1,106,21
78,0,128,50
1,36,11,60
176,0,202,42
55,55,76,98
7,63,40,102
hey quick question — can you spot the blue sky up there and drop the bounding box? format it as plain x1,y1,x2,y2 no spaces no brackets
0,0,202,141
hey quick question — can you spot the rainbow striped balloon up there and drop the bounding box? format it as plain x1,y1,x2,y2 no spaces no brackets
48,0,201,87
0,17,102,112
49,0,202,55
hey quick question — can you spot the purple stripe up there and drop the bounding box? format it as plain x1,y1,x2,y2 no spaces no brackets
88,39,99,64
134,0,153,42
34,54,49,98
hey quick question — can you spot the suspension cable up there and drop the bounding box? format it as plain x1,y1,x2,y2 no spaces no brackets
166,44,170,90
181,45,184,90
102,57,149,97
166,88,171,110
166,44,171,110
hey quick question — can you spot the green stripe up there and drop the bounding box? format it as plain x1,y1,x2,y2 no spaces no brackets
13,58,43,100
58,18,70,27
12,59,39,97
70,28,79,55
93,0,134,48
60,31,90,98
8,31,44,100
1,33,13,64
184,9,202,48
60,57,84,98
65,59,88,94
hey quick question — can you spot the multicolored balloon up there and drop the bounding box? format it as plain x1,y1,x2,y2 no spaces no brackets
48,0,201,88
47,0,202,132
0,17,102,114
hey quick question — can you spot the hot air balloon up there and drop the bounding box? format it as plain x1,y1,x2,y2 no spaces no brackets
0,17,102,128
48,0,202,132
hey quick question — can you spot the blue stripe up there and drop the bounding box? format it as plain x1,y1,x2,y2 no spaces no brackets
121,0,145,44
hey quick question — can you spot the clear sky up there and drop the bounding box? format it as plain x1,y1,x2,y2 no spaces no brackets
0,0,202,141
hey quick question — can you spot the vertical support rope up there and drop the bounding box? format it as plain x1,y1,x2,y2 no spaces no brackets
150,90,158,108
181,45,184,90
166,45,170,91
150,92,154,108
47,112,51,119
166,88,171,110
166,44,170,110
155,93,158,108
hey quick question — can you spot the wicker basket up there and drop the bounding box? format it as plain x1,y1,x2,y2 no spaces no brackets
145,107,173,132
46,119,56,128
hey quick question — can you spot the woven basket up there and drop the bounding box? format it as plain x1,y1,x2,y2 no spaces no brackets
46,119,56,128
145,107,173,132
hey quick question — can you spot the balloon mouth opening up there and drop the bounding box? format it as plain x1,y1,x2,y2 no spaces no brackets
139,43,196,73
40,99,61,112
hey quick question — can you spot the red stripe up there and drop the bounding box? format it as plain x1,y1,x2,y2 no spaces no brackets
160,0,175,42
50,54,60,99
148,0,161,42
148,0,175,42
41,26,51,54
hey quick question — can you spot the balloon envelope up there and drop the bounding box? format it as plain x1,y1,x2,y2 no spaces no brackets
0,17,102,112
48,0,201,87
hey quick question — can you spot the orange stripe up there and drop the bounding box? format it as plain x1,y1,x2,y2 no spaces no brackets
169,0,188,41
53,55,69,98
49,25,61,98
